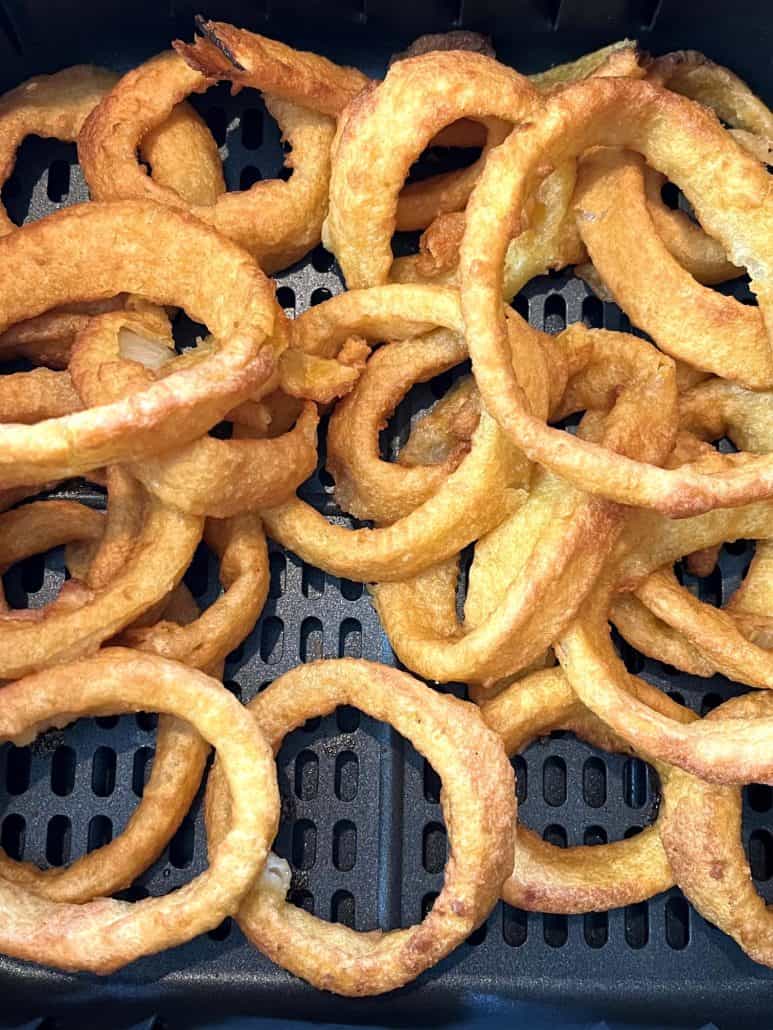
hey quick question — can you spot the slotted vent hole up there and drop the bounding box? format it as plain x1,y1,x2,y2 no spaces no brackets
332,819,357,872
294,750,319,800
335,750,359,801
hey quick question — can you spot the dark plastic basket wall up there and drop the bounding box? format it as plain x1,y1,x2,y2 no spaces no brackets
0,2,771,1028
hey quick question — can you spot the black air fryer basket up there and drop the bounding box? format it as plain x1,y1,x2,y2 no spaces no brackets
0,1,771,1027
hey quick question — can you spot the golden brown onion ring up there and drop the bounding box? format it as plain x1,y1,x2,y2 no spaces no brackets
0,648,278,973
658,691,773,967
575,149,769,387
0,499,103,571
175,18,370,118
0,296,170,370
79,52,335,273
205,659,515,996
557,498,773,785
0,367,81,422
326,328,469,522
70,310,317,517
481,667,687,912
647,49,773,145
0,63,224,359
642,166,742,285
261,286,524,581
460,77,773,515
121,513,269,670
324,51,540,288
0,485,202,678
0,201,276,488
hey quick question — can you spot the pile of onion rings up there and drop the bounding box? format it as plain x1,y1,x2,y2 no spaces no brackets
0,17,771,997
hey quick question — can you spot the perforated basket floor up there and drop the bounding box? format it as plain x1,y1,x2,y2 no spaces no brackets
1,4,772,1028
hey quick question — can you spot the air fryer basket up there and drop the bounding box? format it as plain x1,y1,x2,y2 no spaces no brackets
0,1,771,1027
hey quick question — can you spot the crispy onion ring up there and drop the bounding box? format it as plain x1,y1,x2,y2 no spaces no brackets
392,161,586,302
0,201,276,488
0,63,224,359
175,17,370,118
204,659,515,996
323,51,540,288
261,286,523,582
0,367,82,422
0,648,278,973
0,477,245,903
480,667,688,912
175,19,513,235
70,311,318,517
326,328,469,522
0,65,117,237
612,378,773,679
460,77,773,515
657,691,773,967
79,51,335,273
374,325,676,685
574,149,770,387
0,483,202,678
556,488,773,783
121,513,269,670
0,295,171,370
641,165,742,286
0,498,103,570
631,566,773,688
647,49,773,147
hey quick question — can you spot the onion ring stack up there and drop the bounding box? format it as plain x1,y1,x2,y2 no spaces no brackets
0,20,773,994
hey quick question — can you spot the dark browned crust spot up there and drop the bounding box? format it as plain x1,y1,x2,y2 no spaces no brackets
389,31,495,68
194,16,246,71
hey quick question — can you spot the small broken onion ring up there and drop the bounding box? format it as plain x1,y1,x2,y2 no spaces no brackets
204,659,515,996
0,648,278,973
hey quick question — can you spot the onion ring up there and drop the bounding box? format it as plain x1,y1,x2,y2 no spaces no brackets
647,49,773,147
557,488,773,784
0,200,276,488
459,77,773,515
657,691,773,967
641,165,742,285
480,667,689,912
0,62,224,361
204,659,515,996
0,482,202,678
0,367,81,422
0,498,103,571
70,310,318,517
0,648,278,973
574,148,770,387
326,328,469,522
375,324,675,685
121,513,269,670
261,286,524,581
323,51,540,288
79,50,335,273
